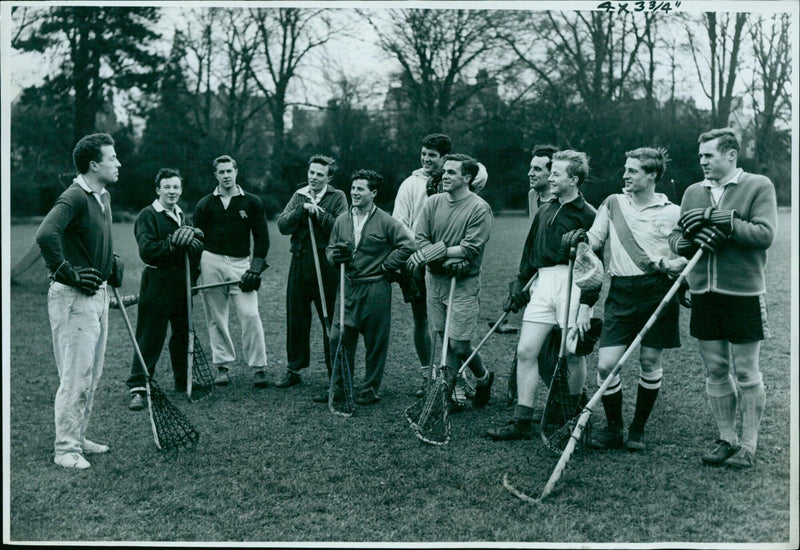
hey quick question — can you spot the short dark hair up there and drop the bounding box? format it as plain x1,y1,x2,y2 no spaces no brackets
698,128,740,154
625,147,670,183
308,154,337,177
213,155,237,171
351,169,383,193
442,153,479,185
72,133,115,174
421,134,452,156
531,144,559,171
155,168,183,188
552,150,590,187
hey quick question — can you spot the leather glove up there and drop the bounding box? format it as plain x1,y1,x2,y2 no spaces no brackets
330,243,354,265
406,250,426,271
442,258,469,279
170,226,195,248
187,238,204,257
53,261,103,295
502,278,529,313
673,236,697,259
678,208,708,239
691,225,727,253
678,280,692,308
239,257,268,292
560,229,587,261
191,227,205,240
705,207,737,236
108,254,124,288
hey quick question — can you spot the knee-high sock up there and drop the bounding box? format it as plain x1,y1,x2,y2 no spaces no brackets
706,375,738,445
630,369,662,435
737,374,765,454
598,373,623,430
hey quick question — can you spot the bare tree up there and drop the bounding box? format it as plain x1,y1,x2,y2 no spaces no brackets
685,12,748,127
363,8,512,128
247,7,337,182
747,12,792,166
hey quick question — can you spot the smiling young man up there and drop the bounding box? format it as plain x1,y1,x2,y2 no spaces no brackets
325,170,415,404
276,155,349,396
36,133,124,469
669,128,777,469
527,144,557,221
562,148,686,451
126,169,204,411
487,150,596,441
392,133,452,397
194,155,271,389
407,153,494,408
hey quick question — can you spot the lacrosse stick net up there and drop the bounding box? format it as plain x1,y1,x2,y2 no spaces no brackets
113,287,200,451
505,249,704,502
406,277,457,445
186,254,214,402
329,264,355,416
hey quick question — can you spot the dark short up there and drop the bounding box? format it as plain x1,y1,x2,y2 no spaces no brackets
690,292,769,344
599,273,680,350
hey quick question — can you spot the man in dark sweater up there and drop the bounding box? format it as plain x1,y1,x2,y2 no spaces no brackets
126,169,204,410
326,170,415,404
36,133,124,469
487,150,597,441
275,155,349,398
193,155,271,388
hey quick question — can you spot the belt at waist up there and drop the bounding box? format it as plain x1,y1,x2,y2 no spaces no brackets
346,274,387,285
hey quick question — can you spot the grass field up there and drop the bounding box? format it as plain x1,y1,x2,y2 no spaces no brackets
6,212,795,545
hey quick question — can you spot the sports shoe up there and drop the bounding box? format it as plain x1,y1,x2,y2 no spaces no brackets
355,389,380,405
253,370,270,388
625,430,646,451
588,426,624,449
128,393,145,411
701,439,737,465
54,453,90,470
415,376,428,399
472,372,494,408
82,440,110,454
274,370,301,388
485,419,536,441
724,447,755,469
214,368,231,386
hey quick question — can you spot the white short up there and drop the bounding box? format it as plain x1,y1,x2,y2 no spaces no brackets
522,265,583,327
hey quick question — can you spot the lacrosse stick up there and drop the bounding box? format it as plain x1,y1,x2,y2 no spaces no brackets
459,273,539,395
405,277,456,445
109,293,139,309
191,279,242,292
308,216,332,376
538,249,583,454
185,254,214,402
329,263,355,417
505,248,704,502
113,287,200,451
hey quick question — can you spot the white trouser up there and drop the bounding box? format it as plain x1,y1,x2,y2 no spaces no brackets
199,251,267,369
48,282,109,456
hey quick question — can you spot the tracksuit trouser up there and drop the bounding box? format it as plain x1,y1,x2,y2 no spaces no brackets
47,282,109,457
126,267,188,393
329,278,392,395
199,251,268,370
285,250,337,374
